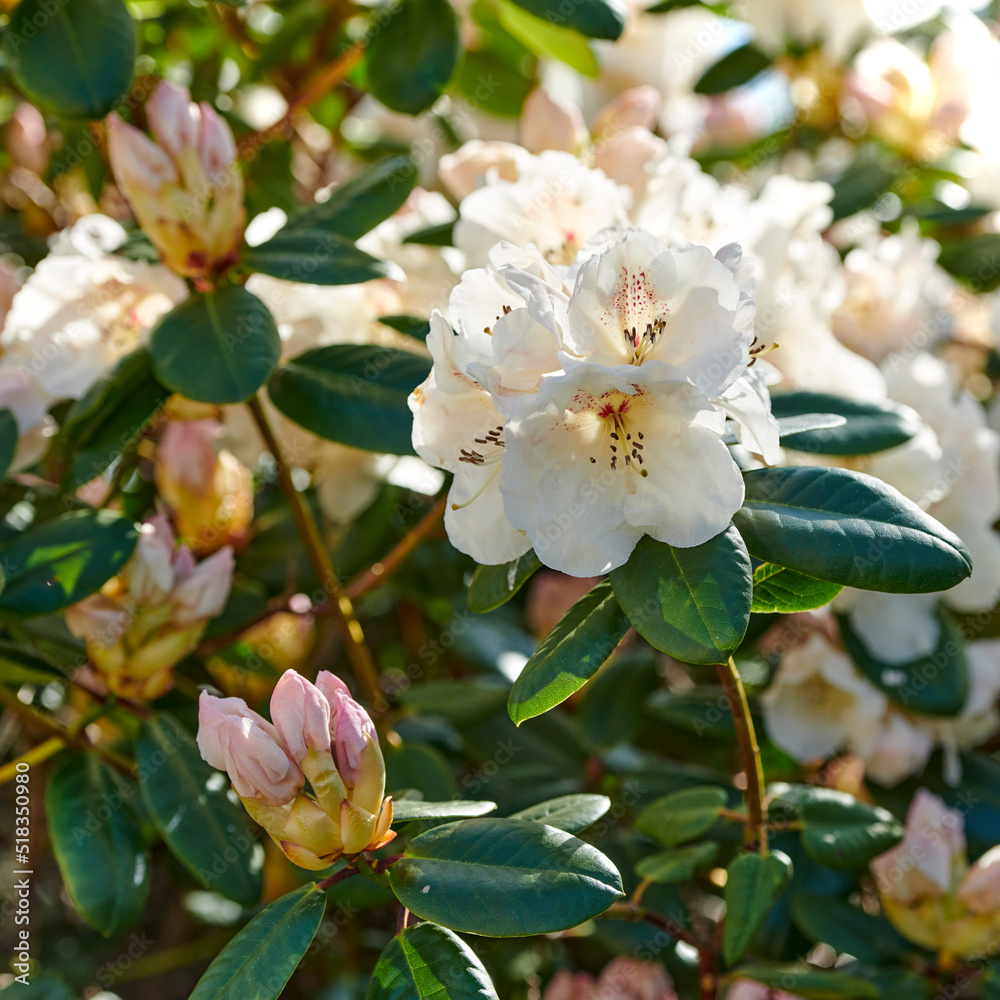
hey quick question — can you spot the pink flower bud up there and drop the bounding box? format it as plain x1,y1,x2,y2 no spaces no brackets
124,515,177,606
106,114,178,192
270,669,333,763
871,789,967,905
146,80,201,159
958,846,1000,915
6,103,49,175
197,690,303,804
726,982,804,1000
197,101,237,181
520,88,588,155
171,545,234,625
590,86,662,141
542,971,595,1000
594,958,678,1000
158,420,221,495
322,672,379,787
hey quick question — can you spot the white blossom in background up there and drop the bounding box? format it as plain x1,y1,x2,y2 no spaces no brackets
411,228,779,576
762,610,1000,787
0,214,186,465
832,223,954,363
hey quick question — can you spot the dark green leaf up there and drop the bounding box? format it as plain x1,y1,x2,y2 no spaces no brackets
983,962,1000,1000
291,156,417,239
468,551,543,613
0,509,138,618
635,787,728,847
379,315,432,341
0,410,16,481
59,349,169,491
505,0,626,39
610,527,752,665
5,0,135,118
137,713,263,906
776,413,847,437
244,230,400,285
790,892,913,963
635,843,719,883
150,286,281,405
366,0,461,114
723,851,792,966
510,794,611,833
0,975,75,999
799,790,903,869
508,581,631,724
771,392,921,456
830,160,898,222
402,222,456,247
936,234,1000,291
733,467,972,593
645,687,739,741
366,922,499,1000
268,345,431,455
734,965,880,999
751,564,842,615
693,43,771,94
837,611,968,717
46,752,149,935
0,641,62,684
391,800,498,821
389,818,623,936
189,883,326,1000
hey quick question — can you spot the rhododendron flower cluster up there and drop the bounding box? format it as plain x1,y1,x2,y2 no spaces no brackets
411,229,778,576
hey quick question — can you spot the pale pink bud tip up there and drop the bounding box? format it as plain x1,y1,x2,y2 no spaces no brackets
146,80,200,157
521,88,587,155
106,114,178,191
271,669,333,762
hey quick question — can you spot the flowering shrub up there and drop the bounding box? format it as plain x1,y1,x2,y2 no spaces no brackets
4,1,1000,999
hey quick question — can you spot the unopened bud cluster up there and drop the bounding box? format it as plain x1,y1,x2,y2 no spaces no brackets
107,81,245,280
198,669,394,869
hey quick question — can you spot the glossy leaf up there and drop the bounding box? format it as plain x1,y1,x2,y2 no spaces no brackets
136,713,264,905
5,0,135,118
46,753,150,935
402,221,456,247
495,0,600,76
0,509,138,618
59,349,169,491
243,230,400,285
150,286,281,405
0,410,17,481
366,922,499,1000
610,527,752,665
790,893,913,963
379,315,433,341
732,467,972,593
723,851,791,966
771,392,922,456
0,641,62,684
799,790,903,869
389,818,623,936
635,787,728,847
937,234,1000,291
751,564,842,615
468,551,543,613
506,0,626,39
268,345,431,455
189,883,326,1000
734,965,880,999
366,0,461,114
507,581,631,724
291,156,417,239
693,43,771,94
635,843,719,883
392,799,498,821
837,611,968,717
511,794,611,833
830,160,898,222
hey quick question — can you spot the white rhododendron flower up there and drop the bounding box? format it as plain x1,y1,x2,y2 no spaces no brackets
410,228,779,576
